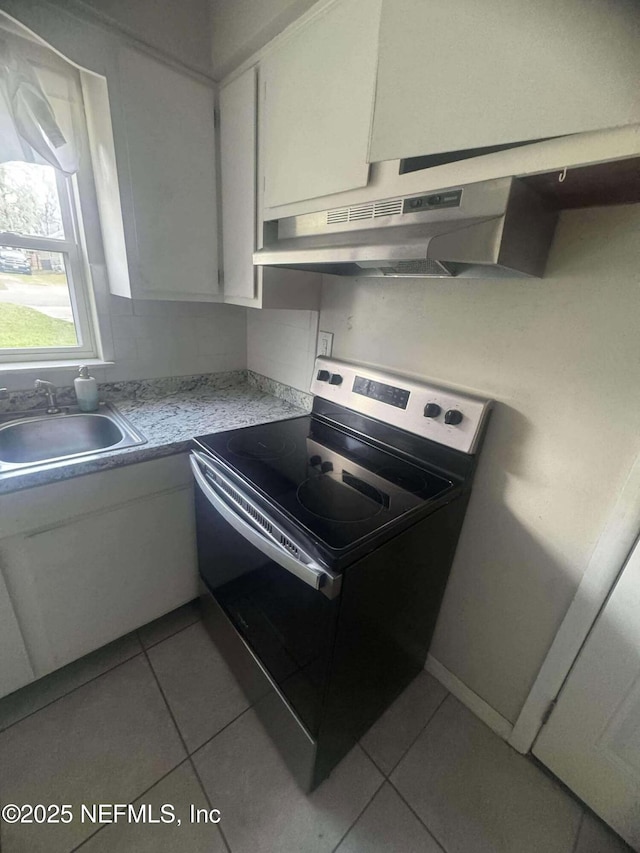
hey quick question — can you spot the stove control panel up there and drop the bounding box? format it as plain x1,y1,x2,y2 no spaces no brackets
353,376,410,409
311,357,492,454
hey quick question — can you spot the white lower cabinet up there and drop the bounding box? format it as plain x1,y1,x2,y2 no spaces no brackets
0,455,198,693
0,571,34,699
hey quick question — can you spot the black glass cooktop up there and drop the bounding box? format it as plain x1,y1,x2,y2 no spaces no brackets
194,415,454,553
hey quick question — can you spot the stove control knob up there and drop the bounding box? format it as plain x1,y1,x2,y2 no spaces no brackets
444,409,463,426
320,461,334,473
423,403,441,418
329,373,343,386
310,455,322,466
316,369,330,382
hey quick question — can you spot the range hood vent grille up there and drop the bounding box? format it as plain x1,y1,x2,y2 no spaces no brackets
257,178,559,279
326,197,403,226
380,259,454,277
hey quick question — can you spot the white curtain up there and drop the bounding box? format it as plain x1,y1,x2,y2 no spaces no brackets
0,34,80,175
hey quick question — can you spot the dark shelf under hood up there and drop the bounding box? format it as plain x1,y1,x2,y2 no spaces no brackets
520,156,640,209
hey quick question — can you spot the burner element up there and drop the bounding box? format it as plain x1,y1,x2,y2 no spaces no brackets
227,431,295,460
297,473,384,523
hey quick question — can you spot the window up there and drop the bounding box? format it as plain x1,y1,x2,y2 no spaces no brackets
0,32,99,363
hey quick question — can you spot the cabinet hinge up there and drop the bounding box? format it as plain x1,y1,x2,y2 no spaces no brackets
541,698,558,726
217,269,224,287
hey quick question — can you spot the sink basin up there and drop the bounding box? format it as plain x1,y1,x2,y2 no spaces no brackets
0,403,147,473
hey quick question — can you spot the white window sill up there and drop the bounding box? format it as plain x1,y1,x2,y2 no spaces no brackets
0,359,114,373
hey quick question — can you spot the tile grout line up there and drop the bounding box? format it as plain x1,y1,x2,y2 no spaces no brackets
359,688,449,781
139,611,201,651
387,690,450,777
330,771,387,853
141,640,235,853
187,755,233,853
0,646,144,737
0,611,201,737
379,688,593,853
357,740,387,778
331,685,450,853
386,777,449,853
189,704,253,760
140,643,191,759
69,757,192,852
331,686,452,852
366,689,452,853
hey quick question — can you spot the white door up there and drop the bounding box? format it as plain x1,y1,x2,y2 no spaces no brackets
534,537,640,849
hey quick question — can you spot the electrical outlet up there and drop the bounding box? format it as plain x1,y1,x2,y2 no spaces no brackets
317,331,334,357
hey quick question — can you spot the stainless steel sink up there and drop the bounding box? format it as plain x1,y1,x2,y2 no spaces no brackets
0,403,147,473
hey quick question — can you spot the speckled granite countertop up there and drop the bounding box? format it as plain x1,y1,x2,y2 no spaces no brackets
0,371,310,495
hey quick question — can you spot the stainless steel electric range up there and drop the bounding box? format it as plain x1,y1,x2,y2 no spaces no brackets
191,357,492,791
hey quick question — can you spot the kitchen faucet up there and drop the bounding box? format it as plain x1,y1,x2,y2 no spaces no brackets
34,379,61,414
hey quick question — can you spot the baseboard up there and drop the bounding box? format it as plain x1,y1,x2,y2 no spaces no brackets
425,654,514,742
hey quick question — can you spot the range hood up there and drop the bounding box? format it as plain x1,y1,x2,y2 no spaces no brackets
254,176,558,278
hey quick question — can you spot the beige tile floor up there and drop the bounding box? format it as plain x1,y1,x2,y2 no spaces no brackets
0,601,632,853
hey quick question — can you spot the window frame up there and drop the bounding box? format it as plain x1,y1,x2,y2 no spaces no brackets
0,36,101,365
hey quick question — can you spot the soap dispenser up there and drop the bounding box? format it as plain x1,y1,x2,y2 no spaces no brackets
74,365,99,412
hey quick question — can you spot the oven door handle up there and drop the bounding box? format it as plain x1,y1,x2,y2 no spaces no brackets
190,452,340,599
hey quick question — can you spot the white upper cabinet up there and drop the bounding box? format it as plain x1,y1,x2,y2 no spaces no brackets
219,66,322,309
220,67,258,301
370,0,640,163
261,0,382,213
115,47,220,300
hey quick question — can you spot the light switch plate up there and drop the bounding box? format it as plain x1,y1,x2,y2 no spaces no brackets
317,331,334,357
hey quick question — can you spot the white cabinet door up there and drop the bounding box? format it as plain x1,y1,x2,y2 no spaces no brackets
371,0,640,163
261,0,382,211
219,67,323,309
0,570,33,699
1,484,198,676
220,67,258,301
534,538,640,849
116,46,219,300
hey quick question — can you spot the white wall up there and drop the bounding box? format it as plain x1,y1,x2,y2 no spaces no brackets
210,0,318,78
0,295,247,391
247,308,318,390
52,0,213,75
105,297,246,382
246,203,640,723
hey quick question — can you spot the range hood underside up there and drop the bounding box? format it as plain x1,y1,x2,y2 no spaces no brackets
255,218,542,278
254,178,559,279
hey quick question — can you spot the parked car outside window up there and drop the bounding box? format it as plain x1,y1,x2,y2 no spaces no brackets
0,247,31,275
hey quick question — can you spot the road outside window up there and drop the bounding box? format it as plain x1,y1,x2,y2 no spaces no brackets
0,161,79,350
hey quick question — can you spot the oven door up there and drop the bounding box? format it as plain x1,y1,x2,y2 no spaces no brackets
190,450,341,737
